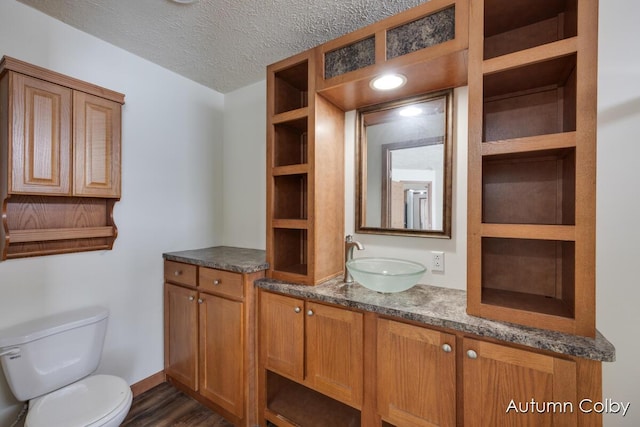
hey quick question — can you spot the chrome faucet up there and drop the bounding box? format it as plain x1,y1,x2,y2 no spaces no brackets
344,235,364,283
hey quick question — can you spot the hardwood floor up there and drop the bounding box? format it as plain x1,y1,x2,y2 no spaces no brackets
122,382,233,427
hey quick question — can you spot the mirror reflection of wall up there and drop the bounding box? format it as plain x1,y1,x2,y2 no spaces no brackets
357,90,452,238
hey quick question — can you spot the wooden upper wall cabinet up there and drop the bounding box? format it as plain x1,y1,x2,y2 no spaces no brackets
73,91,121,197
4,60,122,198
8,73,72,195
0,56,124,260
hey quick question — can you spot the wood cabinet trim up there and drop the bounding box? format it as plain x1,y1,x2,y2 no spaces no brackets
0,56,125,104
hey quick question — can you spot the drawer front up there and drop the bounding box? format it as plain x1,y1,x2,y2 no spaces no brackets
199,267,244,299
164,261,197,288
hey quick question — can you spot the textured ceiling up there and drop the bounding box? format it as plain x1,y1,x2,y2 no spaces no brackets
17,0,428,93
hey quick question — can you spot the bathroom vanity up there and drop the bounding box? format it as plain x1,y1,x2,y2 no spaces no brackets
256,278,614,427
162,247,268,427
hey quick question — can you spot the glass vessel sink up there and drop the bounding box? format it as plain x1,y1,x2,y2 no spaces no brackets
346,257,426,293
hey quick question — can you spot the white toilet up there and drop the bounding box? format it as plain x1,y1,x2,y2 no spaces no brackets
0,306,132,427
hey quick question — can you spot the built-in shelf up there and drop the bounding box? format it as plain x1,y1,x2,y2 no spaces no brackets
481,236,576,316
271,228,308,277
273,62,308,115
468,0,596,337
482,149,576,225
483,53,577,142
483,0,578,60
266,371,361,427
481,132,576,156
267,49,344,286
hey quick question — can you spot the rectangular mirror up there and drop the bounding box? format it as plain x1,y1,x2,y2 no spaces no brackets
356,90,453,238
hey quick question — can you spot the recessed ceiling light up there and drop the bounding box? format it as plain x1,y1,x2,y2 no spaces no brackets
370,74,407,91
171,0,198,4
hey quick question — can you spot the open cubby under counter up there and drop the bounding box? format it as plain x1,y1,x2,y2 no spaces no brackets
265,371,361,427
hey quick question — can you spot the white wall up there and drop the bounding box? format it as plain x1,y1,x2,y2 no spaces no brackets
0,1,224,424
596,1,640,425
222,80,267,249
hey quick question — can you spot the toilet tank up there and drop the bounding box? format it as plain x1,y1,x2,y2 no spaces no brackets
0,306,109,401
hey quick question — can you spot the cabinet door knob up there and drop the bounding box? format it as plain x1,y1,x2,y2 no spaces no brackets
467,349,478,359
294,307,301,313
212,279,220,285
197,298,204,304
442,344,452,353
174,270,182,276
188,296,195,302
307,309,314,316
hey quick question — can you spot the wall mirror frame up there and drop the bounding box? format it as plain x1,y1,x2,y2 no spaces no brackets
355,89,453,238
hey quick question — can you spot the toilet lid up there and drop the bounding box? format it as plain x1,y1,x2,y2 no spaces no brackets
26,375,131,427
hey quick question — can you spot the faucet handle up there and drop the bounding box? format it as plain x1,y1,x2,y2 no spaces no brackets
345,235,353,243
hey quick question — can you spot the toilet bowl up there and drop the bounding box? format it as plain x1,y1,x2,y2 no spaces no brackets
26,375,132,427
0,307,133,427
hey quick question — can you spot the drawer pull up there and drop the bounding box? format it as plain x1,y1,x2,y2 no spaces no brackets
212,279,221,285
442,344,452,353
174,270,182,276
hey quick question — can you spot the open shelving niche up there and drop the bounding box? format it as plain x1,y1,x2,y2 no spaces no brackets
467,0,597,337
266,51,345,286
268,54,311,281
264,371,361,427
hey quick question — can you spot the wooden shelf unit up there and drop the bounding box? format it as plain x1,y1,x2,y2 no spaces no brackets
2,195,117,260
266,51,345,285
467,0,598,337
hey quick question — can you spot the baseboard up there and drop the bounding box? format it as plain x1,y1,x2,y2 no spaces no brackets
130,370,166,397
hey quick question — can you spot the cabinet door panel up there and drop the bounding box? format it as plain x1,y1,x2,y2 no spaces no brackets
377,319,456,427
305,302,363,409
164,283,198,390
73,91,121,197
199,293,244,417
10,73,72,194
463,338,577,427
260,292,304,381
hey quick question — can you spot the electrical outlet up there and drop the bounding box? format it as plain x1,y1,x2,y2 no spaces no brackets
431,251,444,272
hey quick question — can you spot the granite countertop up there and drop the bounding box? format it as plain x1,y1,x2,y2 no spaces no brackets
255,277,615,362
163,246,268,274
